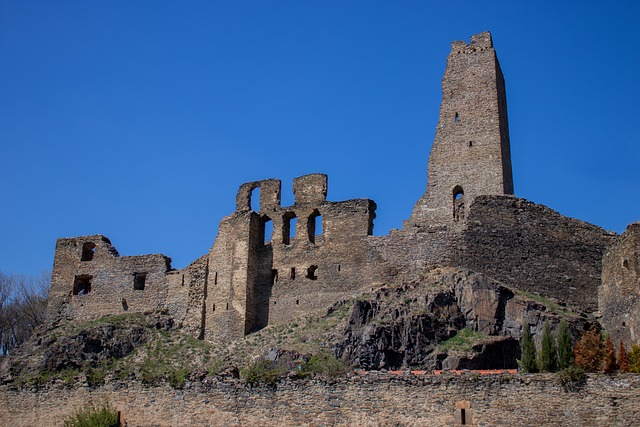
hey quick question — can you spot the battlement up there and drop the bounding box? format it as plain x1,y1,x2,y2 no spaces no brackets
450,31,493,53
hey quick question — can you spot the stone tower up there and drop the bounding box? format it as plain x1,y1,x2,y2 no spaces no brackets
408,31,514,227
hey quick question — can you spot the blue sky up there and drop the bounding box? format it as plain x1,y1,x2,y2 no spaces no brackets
1,1,639,276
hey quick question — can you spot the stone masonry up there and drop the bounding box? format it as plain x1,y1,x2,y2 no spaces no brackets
45,32,639,346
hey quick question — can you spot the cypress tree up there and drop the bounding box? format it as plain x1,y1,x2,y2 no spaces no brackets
519,323,537,373
557,319,573,369
574,329,605,372
603,335,617,373
629,344,640,373
538,320,558,372
618,341,630,373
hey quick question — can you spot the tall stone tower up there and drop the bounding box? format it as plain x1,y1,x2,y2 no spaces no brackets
408,32,513,227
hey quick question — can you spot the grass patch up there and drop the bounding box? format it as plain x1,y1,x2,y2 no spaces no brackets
63,402,119,427
437,328,488,354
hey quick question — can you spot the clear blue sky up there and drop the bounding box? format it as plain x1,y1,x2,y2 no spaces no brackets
1,1,639,276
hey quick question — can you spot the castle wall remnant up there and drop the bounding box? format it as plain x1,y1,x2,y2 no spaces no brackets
600,222,640,348
45,31,637,345
408,31,513,228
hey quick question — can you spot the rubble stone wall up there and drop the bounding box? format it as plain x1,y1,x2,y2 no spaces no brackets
457,196,615,312
2,374,639,426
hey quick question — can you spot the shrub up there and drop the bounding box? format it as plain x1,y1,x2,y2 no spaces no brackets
241,359,286,386
63,402,120,427
298,350,347,378
168,368,189,389
574,329,604,372
537,320,558,372
629,344,640,373
557,320,573,369
518,323,537,373
557,366,587,391
618,341,630,373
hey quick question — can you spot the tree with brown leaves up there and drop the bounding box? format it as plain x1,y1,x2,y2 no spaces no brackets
619,341,630,373
574,328,605,372
603,335,617,373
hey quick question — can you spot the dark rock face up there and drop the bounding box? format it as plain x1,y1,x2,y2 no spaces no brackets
0,311,175,382
42,325,148,371
335,270,590,371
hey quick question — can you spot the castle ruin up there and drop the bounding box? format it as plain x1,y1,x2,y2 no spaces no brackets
45,32,639,349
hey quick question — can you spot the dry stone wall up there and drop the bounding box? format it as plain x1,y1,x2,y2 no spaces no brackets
2,374,640,426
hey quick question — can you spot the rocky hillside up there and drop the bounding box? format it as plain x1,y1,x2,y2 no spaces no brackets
0,268,593,388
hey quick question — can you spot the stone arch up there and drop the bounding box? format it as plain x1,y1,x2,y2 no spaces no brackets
453,185,465,222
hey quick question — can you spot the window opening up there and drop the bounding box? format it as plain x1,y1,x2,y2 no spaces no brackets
271,269,278,285
306,265,318,280
283,212,297,245
468,141,473,147
226,303,229,310
250,187,261,212
452,186,465,222
73,275,93,295
307,210,323,244
262,215,273,244
81,242,96,261
290,268,296,280
296,299,299,305
133,273,147,290
214,272,218,285
212,304,216,313
337,264,341,272
455,112,460,123
121,298,128,311
623,259,629,270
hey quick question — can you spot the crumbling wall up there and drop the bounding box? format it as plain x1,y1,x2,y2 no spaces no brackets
46,235,172,325
600,222,640,348
457,196,615,311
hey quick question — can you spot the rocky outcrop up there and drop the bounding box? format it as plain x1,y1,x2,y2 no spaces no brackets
0,311,175,382
335,269,591,370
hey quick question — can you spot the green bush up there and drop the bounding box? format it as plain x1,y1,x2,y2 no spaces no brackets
63,402,120,427
241,359,286,386
168,368,189,389
297,351,347,378
557,366,587,391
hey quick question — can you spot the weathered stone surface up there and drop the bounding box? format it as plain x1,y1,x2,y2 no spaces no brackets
2,374,640,426
600,222,640,349
336,270,590,370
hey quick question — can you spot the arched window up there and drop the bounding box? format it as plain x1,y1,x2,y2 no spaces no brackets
306,265,318,280
307,210,323,244
250,186,261,212
452,186,465,222
283,212,297,245
261,215,273,244
81,242,96,261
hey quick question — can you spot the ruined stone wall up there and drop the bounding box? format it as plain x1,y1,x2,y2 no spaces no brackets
46,235,173,325
457,196,615,311
2,374,640,426
600,222,640,348
206,174,393,342
409,31,513,227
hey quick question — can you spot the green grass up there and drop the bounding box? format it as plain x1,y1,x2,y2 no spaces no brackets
437,328,489,354
63,402,120,427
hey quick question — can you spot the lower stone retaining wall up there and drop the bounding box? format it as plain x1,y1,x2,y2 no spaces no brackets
1,373,639,426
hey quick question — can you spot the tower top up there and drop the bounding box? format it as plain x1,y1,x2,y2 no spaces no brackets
407,32,513,228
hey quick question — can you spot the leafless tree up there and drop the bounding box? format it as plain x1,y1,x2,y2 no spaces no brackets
0,270,50,355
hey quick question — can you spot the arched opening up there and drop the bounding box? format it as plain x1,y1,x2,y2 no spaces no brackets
261,215,273,244
306,265,318,280
307,210,323,244
455,112,460,123
282,212,297,245
623,259,629,270
453,186,465,222
81,242,96,261
133,272,147,290
250,186,261,212
73,275,92,295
